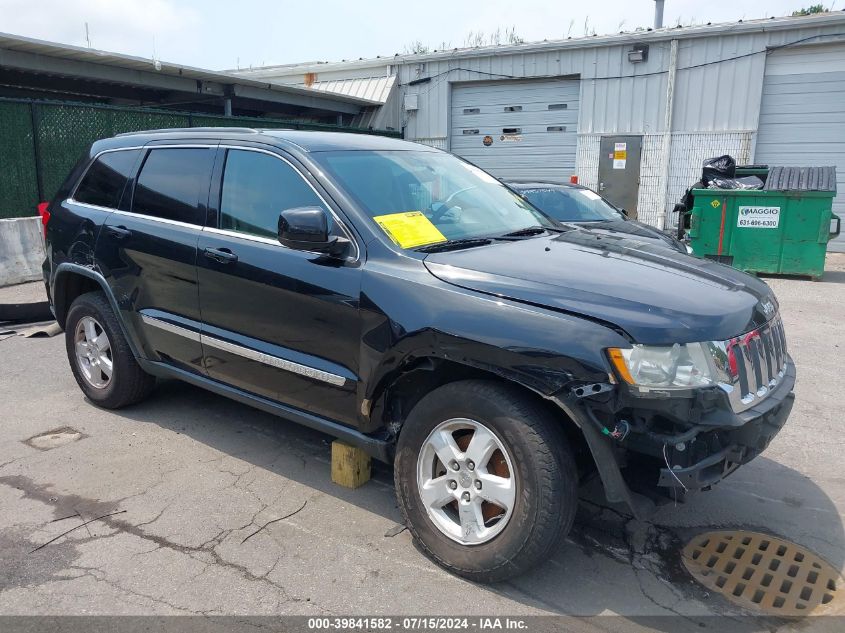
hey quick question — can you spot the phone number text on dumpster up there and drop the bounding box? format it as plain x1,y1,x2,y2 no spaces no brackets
738,206,780,228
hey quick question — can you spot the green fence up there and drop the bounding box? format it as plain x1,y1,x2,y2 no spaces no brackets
0,98,400,219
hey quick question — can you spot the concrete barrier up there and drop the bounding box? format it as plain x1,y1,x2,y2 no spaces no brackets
0,217,45,286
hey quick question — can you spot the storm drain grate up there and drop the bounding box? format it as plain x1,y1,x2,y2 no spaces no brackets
683,531,844,616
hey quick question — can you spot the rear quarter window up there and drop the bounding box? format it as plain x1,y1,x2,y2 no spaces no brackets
74,150,141,209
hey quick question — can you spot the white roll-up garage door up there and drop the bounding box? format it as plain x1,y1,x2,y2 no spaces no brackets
449,79,579,183
755,43,845,250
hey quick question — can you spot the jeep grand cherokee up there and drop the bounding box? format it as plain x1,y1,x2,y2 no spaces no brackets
42,129,795,582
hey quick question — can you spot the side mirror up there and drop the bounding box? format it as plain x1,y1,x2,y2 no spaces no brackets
619,208,629,218
278,206,350,258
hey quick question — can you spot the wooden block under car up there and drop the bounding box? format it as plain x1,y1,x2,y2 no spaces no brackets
331,440,371,489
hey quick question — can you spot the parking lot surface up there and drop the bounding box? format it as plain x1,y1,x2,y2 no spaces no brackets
1,255,844,630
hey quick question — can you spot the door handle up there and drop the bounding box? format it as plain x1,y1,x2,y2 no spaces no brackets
106,225,132,239
203,247,238,264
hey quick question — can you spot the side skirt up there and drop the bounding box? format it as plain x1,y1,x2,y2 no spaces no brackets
138,358,392,463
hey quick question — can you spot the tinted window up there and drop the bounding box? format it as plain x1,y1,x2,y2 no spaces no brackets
519,187,623,222
132,148,215,224
74,150,140,208
220,149,328,239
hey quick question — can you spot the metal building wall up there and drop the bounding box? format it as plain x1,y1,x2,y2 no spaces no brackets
395,18,845,227
395,37,772,140
755,41,845,251
755,41,845,213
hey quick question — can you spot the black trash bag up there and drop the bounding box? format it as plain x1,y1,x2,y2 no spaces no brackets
707,175,764,190
674,179,706,239
702,155,736,185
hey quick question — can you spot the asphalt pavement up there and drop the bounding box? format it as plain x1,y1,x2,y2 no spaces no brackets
0,255,843,631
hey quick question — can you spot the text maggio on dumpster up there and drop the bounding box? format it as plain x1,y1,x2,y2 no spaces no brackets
738,206,781,229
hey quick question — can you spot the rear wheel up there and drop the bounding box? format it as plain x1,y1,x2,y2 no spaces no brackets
65,291,155,408
394,380,578,582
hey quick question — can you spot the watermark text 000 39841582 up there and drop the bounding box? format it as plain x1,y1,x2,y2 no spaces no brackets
3,616,841,631
307,617,529,630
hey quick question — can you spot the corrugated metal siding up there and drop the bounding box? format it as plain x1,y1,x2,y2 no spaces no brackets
449,79,579,181
755,43,845,224
410,137,448,150
399,44,672,141
578,43,669,134
306,76,395,104
671,32,769,132
398,34,768,141
232,64,395,89
399,23,845,142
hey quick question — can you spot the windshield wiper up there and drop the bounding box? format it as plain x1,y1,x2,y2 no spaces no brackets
501,226,547,237
499,225,568,238
416,238,493,253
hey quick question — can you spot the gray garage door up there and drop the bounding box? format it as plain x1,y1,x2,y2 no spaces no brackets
449,79,579,182
755,43,845,250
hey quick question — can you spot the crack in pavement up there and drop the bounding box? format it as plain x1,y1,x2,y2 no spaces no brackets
560,502,730,621
59,565,200,614
0,474,309,611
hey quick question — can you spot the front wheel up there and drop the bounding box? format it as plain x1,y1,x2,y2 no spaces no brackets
394,380,578,582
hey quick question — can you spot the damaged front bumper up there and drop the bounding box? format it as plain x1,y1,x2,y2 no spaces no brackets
656,360,795,490
556,357,796,514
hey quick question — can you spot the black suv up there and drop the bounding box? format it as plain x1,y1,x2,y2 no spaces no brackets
43,128,795,582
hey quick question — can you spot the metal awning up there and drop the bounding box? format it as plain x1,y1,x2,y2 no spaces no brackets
0,31,376,116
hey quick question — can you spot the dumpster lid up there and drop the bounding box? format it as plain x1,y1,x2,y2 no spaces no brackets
764,166,837,192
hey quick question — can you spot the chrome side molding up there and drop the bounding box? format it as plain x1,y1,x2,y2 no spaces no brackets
141,314,346,387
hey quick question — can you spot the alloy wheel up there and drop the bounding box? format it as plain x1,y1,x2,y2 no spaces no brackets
74,316,113,389
416,418,516,545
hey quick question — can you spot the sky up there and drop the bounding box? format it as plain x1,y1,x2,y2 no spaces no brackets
0,0,839,71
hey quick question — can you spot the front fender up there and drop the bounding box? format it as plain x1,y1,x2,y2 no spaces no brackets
359,263,629,413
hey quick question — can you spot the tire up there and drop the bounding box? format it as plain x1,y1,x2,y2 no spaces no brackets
394,379,578,582
65,291,155,409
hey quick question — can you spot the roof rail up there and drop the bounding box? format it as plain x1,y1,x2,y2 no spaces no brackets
116,127,259,136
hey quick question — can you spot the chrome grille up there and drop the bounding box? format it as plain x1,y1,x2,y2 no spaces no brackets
707,316,788,413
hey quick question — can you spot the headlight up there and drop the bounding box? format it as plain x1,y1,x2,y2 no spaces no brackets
608,343,715,389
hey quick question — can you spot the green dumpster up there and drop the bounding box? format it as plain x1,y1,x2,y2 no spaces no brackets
688,166,840,280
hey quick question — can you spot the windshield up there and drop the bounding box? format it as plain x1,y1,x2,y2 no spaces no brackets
314,150,557,249
518,186,624,222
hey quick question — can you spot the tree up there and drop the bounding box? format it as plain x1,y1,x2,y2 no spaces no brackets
792,4,829,15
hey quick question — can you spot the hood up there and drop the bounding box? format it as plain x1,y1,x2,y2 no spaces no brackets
579,219,685,252
423,229,776,345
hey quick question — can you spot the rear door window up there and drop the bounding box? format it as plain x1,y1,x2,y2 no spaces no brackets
74,150,141,209
219,149,329,239
132,148,215,225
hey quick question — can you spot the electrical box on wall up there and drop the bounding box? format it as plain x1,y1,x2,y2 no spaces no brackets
404,93,419,112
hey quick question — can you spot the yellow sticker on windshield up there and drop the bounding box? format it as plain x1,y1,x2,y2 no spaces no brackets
373,211,447,249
